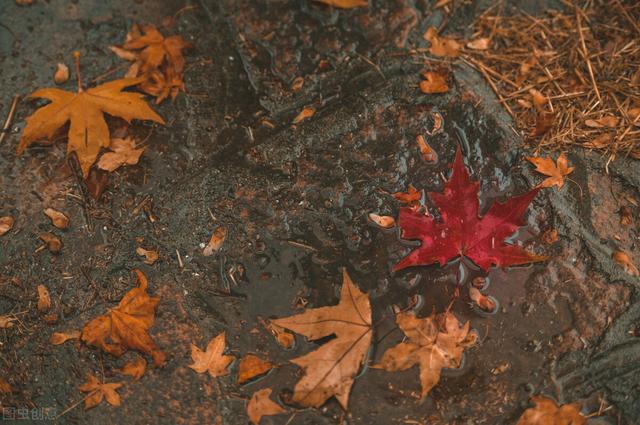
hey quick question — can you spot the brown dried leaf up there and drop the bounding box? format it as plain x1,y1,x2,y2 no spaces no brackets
420,71,449,94
54,63,69,84
368,213,395,229
291,76,304,92
620,206,633,226
39,232,62,254
612,250,639,276
466,37,490,50
0,216,14,236
423,27,461,57
264,320,295,349
469,287,496,312
238,354,274,384
531,111,555,137
247,388,287,425
527,153,574,189
416,135,438,163
293,106,316,124
188,332,234,377
541,229,559,245
37,284,51,312
81,269,166,366
314,0,368,8
97,137,145,172
585,115,618,128
49,330,81,345
136,247,159,265
44,208,69,229
529,89,547,111
79,374,123,410
119,357,147,380
374,310,476,399
584,133,612,149
0,379,14,393
393,185,422,205
0,315,17,329
203,226,227,256
272,270,372,408
516,395,586,425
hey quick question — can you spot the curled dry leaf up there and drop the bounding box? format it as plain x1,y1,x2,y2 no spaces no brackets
0,378,13,393
49,330,81,345
188,332,234,378
466,37,490,50
368,213,395,229
37,284,51,312
423,27,461,58
247,388,287,425
585,115,618,128
612,250,639,276
79,374,123,410
420,71,449,94
136,247,159,265
119,357,147,380
529,89,547,110
526,152,575,189
374,310,477,399
39,232,62,254
293,106,316,124
54,63,69,84
314,0,368,8
238,354,274,384
393,185,422,205
0,216,14,236
516,395,585,425
416,134,438,163
291,76,304,91
532,111,555,137
81,269,166,366
272,270,372,409
97,137,145,172
395,147,545,272
620,206,632,226
0,315,17,329
203,226,227,256
469,287,496,312
44,208,69,229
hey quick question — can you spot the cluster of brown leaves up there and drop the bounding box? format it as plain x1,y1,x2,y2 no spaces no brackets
111,24,191,104
465,4,640,158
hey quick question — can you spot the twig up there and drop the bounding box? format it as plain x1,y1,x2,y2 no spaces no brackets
462,57,515,117
0,95,20,145
576,8,601,101
67,154,93,232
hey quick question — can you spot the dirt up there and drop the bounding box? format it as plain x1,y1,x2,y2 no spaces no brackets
1,1,639,424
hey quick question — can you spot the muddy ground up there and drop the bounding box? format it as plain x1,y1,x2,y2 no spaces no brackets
1,0,639,424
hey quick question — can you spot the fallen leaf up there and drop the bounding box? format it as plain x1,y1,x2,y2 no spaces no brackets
368,213,395,229
469,287,496,312
423,27,461,58
620,206,632,226
0,379,14,393
516,395,586,425
272,270,372,409
393,185,422,205
203,226,227,256
420,71,449,94
263,320,295,349
314,0,368,8
466,37,490,50
293,106,316,124
584,133,612,149
17,68,164,176
97,137,145,172
37,284,51,312
0,216,14,236
54,63,69,84
39,232,62,254
119,357,147,380
79,374,123,410
247,388,287,425
136,247,159,265
541,229,559,245
628,107,640,123
395,147,545,272
0,315,17,329
585,115,618,128
291,76,304,91
188,332,234,377
81,269,166,366
532,111,554,137
529,89,547,110
374,310,476,399
238,354,274,384
527,153,574,189
138,68,185,104
44,208,69,229
49,330,81,345
612,250,639,276
416,134,438,163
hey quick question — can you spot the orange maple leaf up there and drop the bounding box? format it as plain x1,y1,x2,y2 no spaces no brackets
527,152,574,189
79,374,123,410
188,332,234,377
246,388,287,425
17,70,164,177
81,269,166,366
374,310,477,399
272,270,372,409
516,395,586,425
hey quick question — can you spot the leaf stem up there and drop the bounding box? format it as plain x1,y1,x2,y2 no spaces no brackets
73,51,83,92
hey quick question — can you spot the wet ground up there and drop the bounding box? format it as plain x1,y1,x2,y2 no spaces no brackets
1,1,639,424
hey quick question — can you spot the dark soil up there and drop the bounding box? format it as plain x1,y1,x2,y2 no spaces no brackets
1,1,639,424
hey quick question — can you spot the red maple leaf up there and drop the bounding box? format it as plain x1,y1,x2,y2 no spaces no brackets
395,147,545,272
